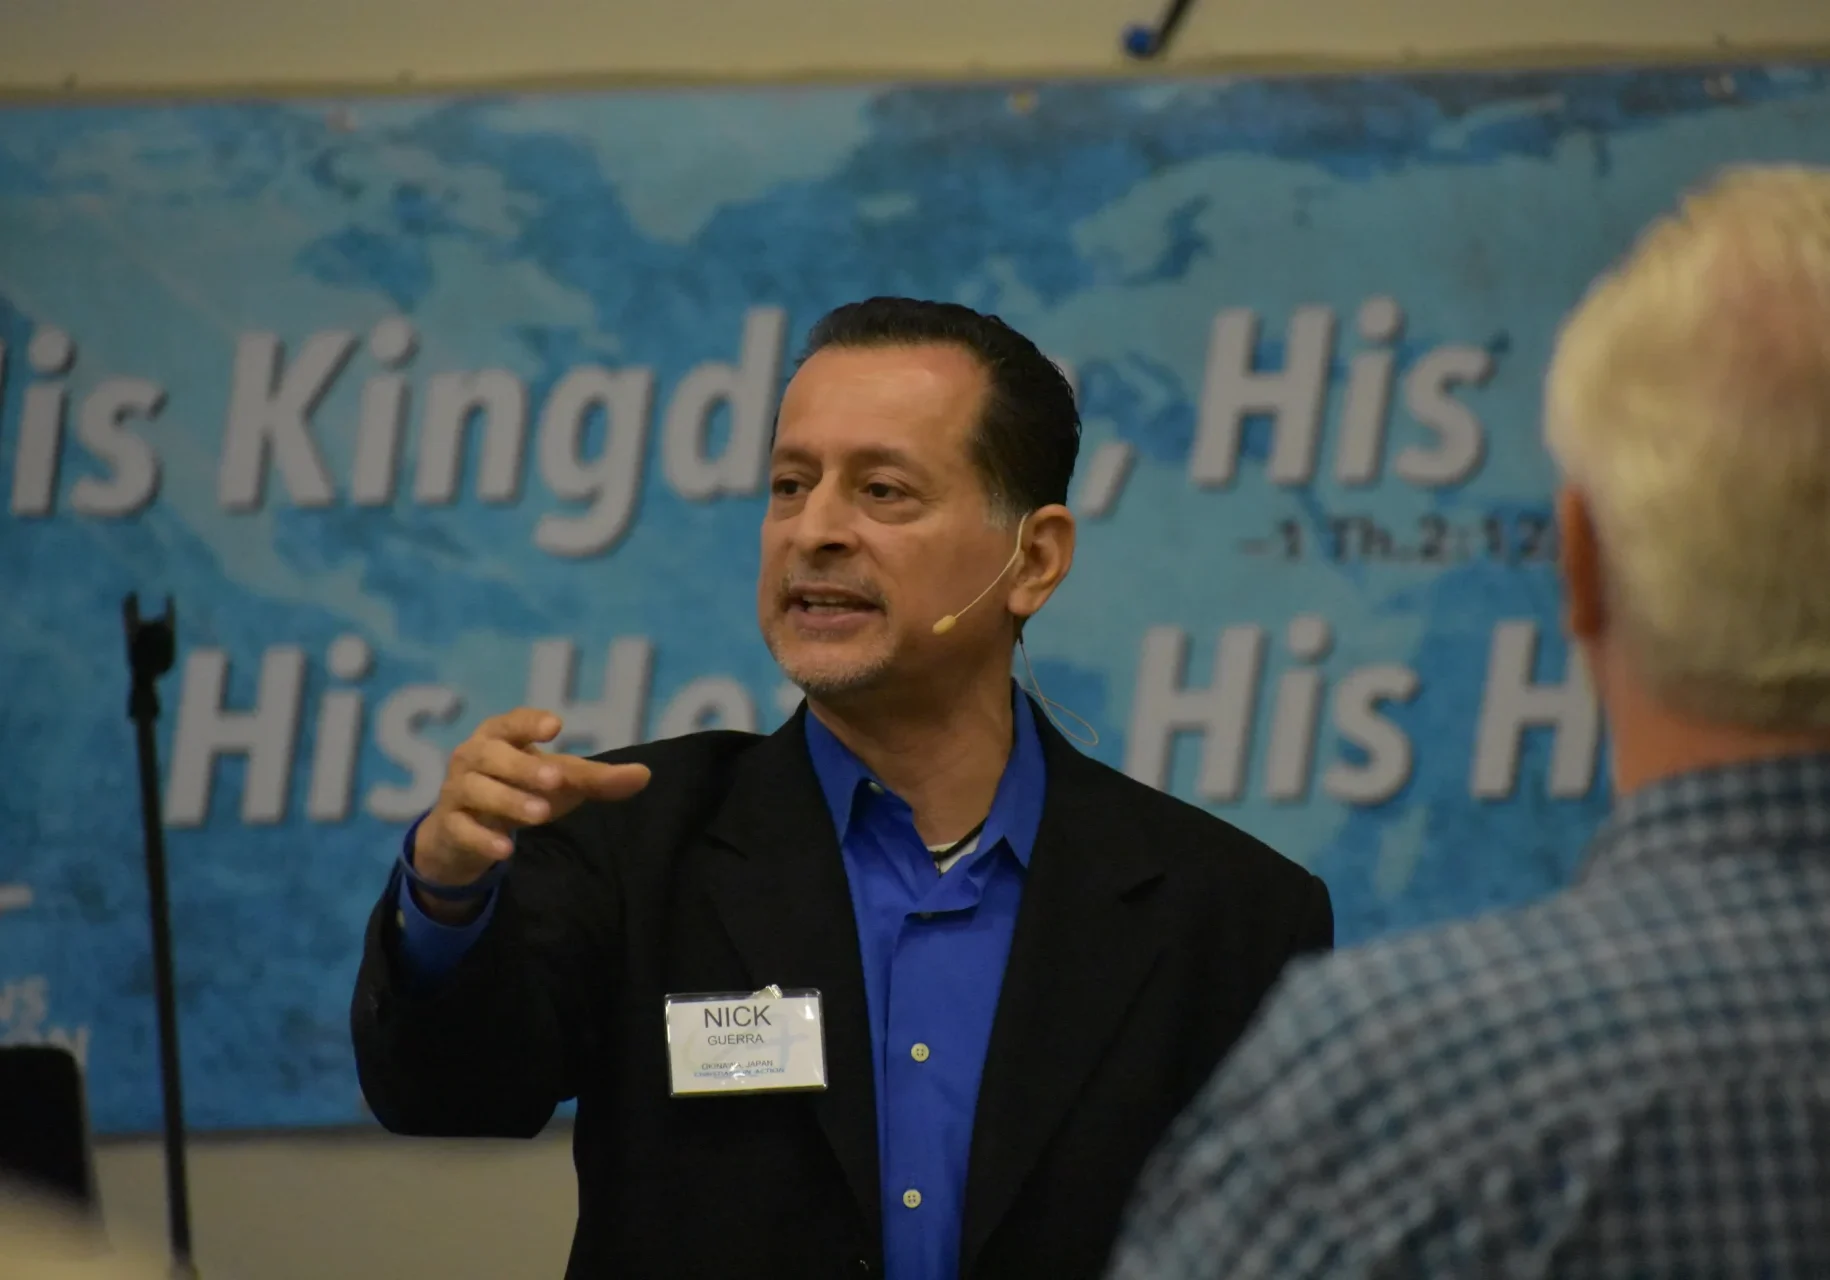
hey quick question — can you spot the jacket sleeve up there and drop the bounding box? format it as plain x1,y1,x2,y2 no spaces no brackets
1295,871,1334,958
350,804,623,1139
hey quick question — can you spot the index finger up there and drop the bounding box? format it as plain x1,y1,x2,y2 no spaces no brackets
557,756,653,803
479,706,563,747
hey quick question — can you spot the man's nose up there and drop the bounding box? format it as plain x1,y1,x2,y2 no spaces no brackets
793,481,860,554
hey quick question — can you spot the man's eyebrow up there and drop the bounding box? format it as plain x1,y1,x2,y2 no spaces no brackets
847,445,926,472
767,444,931,474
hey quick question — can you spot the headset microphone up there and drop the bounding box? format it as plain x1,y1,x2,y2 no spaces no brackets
924,511,1101,749
932,514,1029,636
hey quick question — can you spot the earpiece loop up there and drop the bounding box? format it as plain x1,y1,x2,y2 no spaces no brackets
1016,636,1100,748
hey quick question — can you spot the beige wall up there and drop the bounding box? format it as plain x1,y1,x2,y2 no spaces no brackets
94,1133,577,1279
18,0,1829,1275
3,0,1830,94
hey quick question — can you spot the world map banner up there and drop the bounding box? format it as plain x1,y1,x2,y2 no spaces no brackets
3,64,1827,1134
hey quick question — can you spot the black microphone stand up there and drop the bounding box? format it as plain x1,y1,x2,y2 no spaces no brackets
122,594,198,1279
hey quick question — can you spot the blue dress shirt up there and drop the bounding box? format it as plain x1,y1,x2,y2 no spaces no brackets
393,686,1047,1279
803,688,1045,1280
391,814,496,990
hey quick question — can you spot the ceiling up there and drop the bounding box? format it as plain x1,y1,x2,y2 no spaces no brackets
1,0,1827,96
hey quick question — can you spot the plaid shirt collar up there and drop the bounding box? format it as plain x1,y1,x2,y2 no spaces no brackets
1583,751,1830,880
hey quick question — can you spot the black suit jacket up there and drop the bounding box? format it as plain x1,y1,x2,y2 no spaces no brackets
352,702,1332,1279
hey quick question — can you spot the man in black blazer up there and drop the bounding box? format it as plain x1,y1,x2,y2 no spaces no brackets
352,297,1332,1280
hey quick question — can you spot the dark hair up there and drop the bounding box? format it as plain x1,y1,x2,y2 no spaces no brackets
799,297,1080,520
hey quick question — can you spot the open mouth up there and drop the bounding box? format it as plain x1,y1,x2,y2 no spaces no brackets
786,588,882,624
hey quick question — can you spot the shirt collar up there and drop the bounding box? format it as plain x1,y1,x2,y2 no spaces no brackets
1583,751,1830,880
802,682,1047,867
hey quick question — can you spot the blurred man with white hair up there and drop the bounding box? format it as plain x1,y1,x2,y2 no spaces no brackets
1104,165,1830,1279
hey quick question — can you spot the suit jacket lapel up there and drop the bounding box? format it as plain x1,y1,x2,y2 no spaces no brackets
699,707,880,1250
961,720,1168,1272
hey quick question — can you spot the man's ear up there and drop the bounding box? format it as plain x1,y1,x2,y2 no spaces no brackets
1008,504,1075,624
1558,486,1606,641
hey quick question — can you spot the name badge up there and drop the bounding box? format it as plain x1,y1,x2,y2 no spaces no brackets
664,986,827,1097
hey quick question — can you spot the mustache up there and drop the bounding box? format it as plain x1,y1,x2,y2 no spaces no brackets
777,573,887,608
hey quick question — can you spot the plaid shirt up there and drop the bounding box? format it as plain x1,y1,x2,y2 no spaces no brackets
1107,754,1830,1279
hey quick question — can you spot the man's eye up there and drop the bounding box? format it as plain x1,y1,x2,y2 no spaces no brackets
864,482,901,500
772,477,805,497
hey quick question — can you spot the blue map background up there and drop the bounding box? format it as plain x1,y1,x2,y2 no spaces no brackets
3,65,1828,1135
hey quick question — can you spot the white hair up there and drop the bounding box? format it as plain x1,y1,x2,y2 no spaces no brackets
1543,164,1830,730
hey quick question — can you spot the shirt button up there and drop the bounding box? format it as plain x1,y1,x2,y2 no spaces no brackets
902,1189,922,1209
910,1043,930,1063
867,782,884,794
